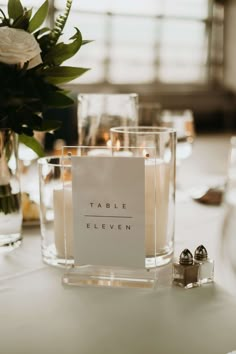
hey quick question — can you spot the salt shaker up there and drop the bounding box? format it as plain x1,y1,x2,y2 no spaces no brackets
194,245,214,284
172,249,200,289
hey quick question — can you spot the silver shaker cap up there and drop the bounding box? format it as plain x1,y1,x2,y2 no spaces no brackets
179,249,193,265
194,245,208,261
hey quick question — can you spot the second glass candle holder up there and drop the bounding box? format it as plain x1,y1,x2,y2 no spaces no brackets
110,126,176,267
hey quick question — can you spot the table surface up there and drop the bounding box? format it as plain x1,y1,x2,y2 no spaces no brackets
1,134,236,354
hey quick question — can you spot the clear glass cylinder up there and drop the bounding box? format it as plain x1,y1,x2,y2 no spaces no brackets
225,136,236,202
110,126,176,266
222,136,236,270
38,156,73,266
0,129,22,251
78,93,138,147
62,145,160,288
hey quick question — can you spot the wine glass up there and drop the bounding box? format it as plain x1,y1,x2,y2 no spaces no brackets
138,103,162,126
77,94,138,149
159,109,195,200
159,109,195,166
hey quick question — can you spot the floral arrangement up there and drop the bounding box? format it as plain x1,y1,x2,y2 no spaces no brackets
0,0,90,216
0,0,90,155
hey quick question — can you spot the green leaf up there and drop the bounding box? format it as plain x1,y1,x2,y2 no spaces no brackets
69,28,81,41
43,66,90,84
37,120,61,132
25,8,32,20
0,9,7,20
20,112,43,130
28,0,49,33
42,91,74,107
12,13,30,30
19,134,44,157
82,40,93,46
34,27,50,40
44,28,83,65
21,126,34,136
45,0,73,50
8,0,23,20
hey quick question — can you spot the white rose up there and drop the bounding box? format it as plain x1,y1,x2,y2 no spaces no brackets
0,27,42,69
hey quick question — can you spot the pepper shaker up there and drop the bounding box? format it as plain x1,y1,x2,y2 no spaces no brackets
194,245,214,284
172,249,200,289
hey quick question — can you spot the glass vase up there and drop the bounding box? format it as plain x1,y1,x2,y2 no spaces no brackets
0,129,22,251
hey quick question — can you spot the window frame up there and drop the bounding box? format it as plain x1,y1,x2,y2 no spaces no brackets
0,0,225,94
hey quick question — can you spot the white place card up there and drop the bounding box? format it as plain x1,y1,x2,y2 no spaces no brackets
71,156,145,268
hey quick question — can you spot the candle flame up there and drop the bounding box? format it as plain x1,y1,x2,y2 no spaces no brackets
116,139,121,151
143,149,149,158
106,139,112,148
103,132,110,142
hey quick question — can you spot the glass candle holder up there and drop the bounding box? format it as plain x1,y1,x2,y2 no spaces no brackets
61,145,160,288
110,126,176,266
222,136,236,271
78,93,138,147
38,156,73,267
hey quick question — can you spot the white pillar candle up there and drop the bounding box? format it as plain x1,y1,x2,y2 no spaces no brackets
53,184,73,258
87,149,111,156
113,151,133,157
145,159,170,256
53,159,170,261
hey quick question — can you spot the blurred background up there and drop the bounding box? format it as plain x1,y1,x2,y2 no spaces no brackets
2,0,236,148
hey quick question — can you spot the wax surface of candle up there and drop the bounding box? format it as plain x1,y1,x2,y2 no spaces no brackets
87,149,111,157
53,185,73,258
113,151,133,157
145,159,170,256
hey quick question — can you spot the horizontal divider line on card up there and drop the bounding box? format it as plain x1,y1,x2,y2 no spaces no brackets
84,215,133,219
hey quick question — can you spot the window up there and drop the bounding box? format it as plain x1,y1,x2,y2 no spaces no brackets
0,0,224,86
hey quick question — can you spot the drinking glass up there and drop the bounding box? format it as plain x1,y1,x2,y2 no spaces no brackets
110,126,176,266
138,103,162,126
78,94,138,147
159,110,195,166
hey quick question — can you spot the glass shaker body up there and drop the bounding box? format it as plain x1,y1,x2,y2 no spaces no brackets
173,262,199,289
194,259,214,284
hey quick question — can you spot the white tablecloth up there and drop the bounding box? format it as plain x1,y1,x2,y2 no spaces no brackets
1,134,236,354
